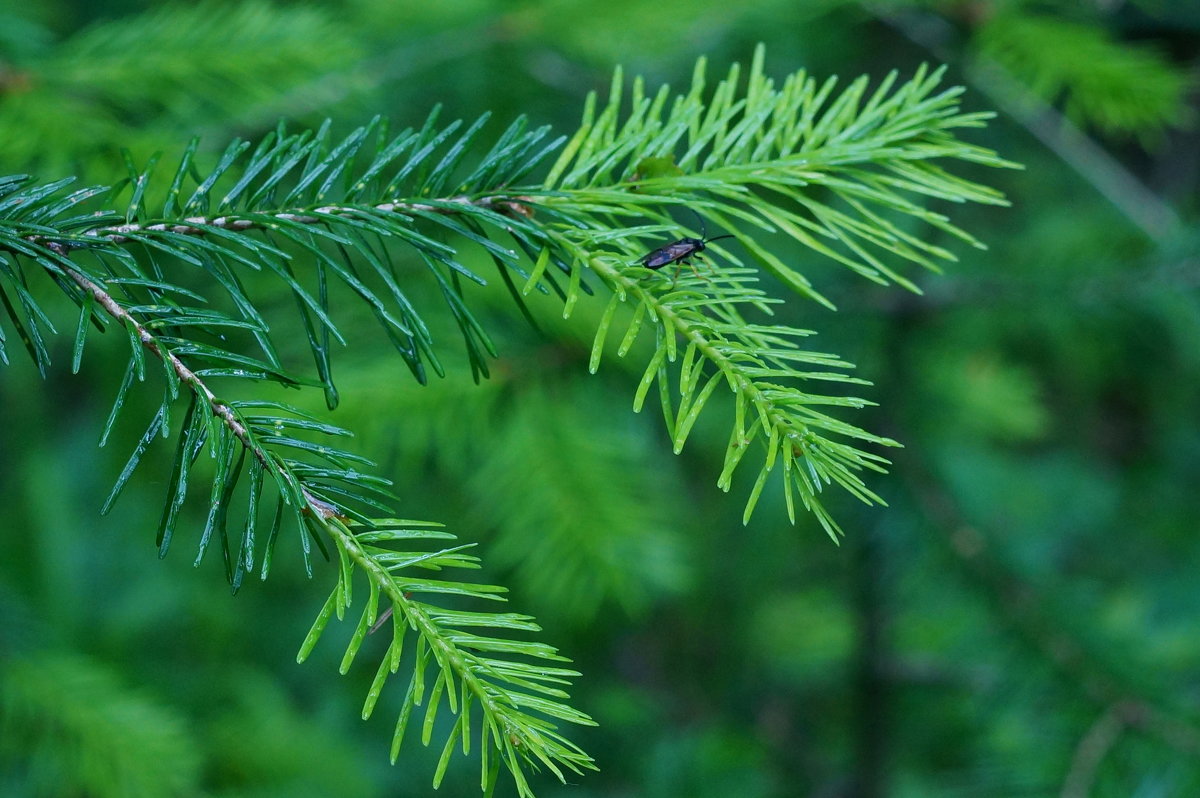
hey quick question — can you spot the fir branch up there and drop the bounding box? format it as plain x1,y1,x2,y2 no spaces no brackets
303,518,597,795
582,252,893,537
49,253,594,794
0,46,1014,794
538,46,1015,299
0,46,1015,542
518,44,1015,533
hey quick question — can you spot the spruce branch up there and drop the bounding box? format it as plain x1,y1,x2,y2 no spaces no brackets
30,194,532,254
302,518,596,794
31,241,597,795
0,46,1013,794
582,254,892,537
517,44,1015,533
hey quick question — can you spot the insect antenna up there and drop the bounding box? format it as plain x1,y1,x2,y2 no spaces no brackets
683,207,733,244
686,206,710,239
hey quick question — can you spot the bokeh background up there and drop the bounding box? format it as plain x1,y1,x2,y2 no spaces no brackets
2,1,1199,796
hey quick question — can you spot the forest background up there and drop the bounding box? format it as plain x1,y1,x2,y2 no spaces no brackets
1,1,1198,796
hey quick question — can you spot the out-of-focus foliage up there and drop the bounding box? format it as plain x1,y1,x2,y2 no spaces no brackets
2,0,1199,797
346,353,696,621
976,11,1191,141
0,1,363,174
0,653,200,798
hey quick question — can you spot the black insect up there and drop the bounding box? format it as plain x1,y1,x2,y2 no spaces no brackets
639,216,734,282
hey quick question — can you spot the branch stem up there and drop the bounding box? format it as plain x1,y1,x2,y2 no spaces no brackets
29,194,531,255
52,245,331,517
322,519,513,728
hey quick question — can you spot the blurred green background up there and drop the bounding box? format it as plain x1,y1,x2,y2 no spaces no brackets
1,1,1198,796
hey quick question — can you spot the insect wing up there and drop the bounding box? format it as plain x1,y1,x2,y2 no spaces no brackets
641,239,701,270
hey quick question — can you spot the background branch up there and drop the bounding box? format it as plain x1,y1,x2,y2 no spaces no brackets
871,5,1183,240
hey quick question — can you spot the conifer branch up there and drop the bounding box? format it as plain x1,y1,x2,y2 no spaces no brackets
0,46,1015,794
40,241,595,796
518,44,1015,533
57,252,274,480
582,252,892,537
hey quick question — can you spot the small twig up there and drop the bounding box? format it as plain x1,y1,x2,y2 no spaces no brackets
1060,700,1200,796
1060,704,1126,798
368,605,393,635
27,194,532,256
